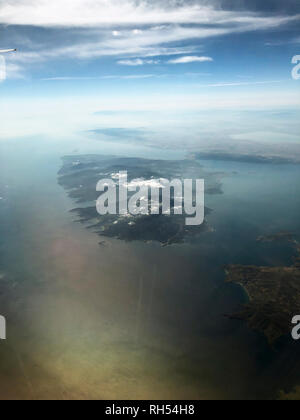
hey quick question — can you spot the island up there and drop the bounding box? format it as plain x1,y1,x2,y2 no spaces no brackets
257,231,297,244
224,236,300,345
58,155,223,246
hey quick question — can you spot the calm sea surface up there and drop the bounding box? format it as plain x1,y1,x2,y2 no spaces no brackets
0,137,300,400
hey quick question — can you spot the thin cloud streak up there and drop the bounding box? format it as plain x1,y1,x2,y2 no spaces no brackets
43,74,162,80
195,80,283,87
117,58,160,66
169,56,213,64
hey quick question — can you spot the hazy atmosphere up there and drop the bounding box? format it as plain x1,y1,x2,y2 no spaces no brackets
0,0,300,401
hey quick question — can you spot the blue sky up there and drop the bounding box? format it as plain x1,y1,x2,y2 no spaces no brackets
0,0,299,150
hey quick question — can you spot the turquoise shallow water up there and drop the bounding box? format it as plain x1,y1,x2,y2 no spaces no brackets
0,137,300,399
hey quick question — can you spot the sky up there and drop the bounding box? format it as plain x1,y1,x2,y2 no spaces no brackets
0,0,299,149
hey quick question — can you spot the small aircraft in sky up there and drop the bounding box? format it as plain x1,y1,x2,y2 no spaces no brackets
0,49,17,54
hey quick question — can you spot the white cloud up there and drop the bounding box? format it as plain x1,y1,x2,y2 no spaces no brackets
195,80,282,88
118,59,144,66
265,36,300,47
42,76,98,81
0,0,299,28
118,58,159,66
169,56,213,64
2,0,300,77
101,74,156,79
132,29,143,35
43,74,159,80
7,10,297,71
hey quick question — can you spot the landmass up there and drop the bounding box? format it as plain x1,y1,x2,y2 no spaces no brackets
224,236,300,345
58,155,222,246
194,152,299,165
257,231,297,244
279,387,300,400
